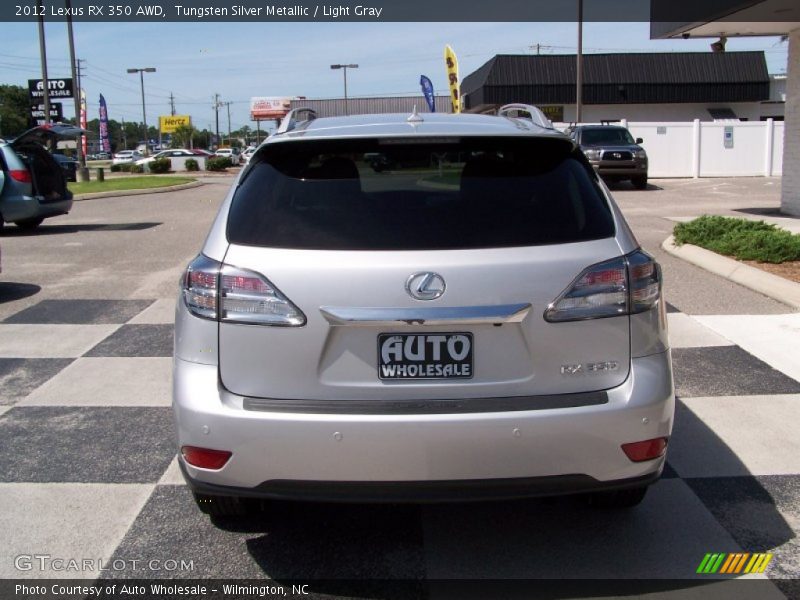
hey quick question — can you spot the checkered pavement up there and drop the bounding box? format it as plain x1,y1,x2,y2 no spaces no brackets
0,297,798,597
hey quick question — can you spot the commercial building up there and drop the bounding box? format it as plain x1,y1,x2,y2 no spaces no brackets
651,1,800,215
461,51,781,123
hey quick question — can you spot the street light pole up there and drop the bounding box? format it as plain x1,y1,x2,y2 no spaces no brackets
330,64,358,116
127,67,156,156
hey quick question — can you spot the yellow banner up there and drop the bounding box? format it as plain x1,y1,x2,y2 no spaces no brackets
159,115,191,134
444,45,461,114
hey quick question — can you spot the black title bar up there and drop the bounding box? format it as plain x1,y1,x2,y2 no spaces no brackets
2,0,799,22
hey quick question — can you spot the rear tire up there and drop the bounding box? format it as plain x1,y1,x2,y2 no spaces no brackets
632,175,648,190
192,492,249,517
589,486,648,509
15,218,44,230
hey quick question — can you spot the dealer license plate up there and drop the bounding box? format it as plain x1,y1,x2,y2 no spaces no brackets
378,333,473,380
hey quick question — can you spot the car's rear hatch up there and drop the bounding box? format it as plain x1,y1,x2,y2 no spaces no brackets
215,135,631,403
10,124,84,202
10,123,86,149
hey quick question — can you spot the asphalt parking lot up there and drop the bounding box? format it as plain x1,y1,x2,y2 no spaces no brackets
0,177,798,599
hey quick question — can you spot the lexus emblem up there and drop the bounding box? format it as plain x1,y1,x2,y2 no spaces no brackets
406,272,446,301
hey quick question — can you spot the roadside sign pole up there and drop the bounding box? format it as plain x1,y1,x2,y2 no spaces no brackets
36,0,51,128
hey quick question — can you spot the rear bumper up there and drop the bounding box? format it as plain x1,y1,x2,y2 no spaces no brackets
173,351,674,499
180,460,663,503
1,194,72,223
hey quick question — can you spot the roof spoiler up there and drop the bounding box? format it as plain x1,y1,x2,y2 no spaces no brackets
276,107,318,134
497,104,553,130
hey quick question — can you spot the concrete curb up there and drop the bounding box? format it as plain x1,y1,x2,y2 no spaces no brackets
73,180,203,201
662,235,800,309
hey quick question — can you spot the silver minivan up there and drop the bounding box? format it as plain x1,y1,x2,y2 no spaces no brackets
173,105,674,516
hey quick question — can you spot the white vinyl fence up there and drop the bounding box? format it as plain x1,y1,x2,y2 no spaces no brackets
556,119,784,178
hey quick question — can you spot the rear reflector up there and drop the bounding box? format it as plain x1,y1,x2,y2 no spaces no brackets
9,169,32,183
181,446,232,470
621,437,668,462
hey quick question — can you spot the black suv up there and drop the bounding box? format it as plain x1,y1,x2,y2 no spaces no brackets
566,125,648,190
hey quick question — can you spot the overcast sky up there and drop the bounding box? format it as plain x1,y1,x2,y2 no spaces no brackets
0,21,789,134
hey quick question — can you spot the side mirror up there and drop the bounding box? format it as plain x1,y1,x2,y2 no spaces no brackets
636,137,643,144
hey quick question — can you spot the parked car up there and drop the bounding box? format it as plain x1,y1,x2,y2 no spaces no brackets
51,152,78,182
135,149,196,166
0,123,83,230
214,147,242,165
565,124,649,189
191,149,214,157
112,150,143,165
174,106,674,517
92,151,111,161
242,146,257,163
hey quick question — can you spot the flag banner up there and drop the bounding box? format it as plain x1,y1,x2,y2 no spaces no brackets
420,75,436,113
99,94,111,153
80,89,87,157
444,45,460,114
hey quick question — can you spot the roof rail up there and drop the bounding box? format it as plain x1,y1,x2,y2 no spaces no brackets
276,107,317,134
497,104,553,129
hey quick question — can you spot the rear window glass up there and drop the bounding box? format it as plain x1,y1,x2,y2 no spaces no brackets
227,137,615,250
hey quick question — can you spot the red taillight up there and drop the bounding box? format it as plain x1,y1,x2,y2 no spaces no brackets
621,437,668,462
9,169,32,183
544,250,662,323
181,446,232,470
181,254,306,326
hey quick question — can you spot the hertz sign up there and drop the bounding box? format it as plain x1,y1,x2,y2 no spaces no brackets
159,115,191,134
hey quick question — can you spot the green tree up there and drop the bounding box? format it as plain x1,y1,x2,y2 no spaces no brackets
0,84,31,138
170,124,198,149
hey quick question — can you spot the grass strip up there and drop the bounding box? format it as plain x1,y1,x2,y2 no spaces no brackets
69,176,194,195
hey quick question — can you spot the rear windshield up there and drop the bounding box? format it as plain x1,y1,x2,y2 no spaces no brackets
580,128,635,145
227,137,615,250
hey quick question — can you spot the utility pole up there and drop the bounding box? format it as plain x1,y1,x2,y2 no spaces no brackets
169,92,176,116
224,101,232,146
66,0,89,180
122,117,126,149
36,0,51,127
213,94,220,147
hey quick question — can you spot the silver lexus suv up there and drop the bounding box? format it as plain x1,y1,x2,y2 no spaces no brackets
173,105,674,516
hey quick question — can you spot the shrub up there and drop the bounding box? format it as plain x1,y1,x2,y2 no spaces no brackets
149,158,171,174
130,164,144,174
674,215,800,264
185,158,199,172
206,156,231,171
110,164,122,172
